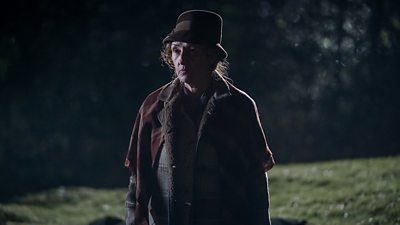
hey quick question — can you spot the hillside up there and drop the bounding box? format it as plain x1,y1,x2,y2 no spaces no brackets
1,156,399,225
268,156,399,225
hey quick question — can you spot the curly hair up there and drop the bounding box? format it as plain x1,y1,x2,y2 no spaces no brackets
160,43,230,80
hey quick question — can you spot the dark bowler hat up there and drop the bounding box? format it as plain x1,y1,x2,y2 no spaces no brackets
163,10,228,59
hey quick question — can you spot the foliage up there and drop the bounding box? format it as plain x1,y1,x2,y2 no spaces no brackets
0,156,398,225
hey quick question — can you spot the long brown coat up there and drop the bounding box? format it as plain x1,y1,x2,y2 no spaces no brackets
125,76,275,225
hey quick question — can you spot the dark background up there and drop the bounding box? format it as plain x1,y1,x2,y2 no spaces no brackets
0,0,399,201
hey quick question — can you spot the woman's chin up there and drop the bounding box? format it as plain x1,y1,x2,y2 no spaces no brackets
177,74,190,83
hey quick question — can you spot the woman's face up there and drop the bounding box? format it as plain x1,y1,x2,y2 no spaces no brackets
170,41,215,86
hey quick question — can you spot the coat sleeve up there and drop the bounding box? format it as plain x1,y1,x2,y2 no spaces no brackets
124,110,141,225
246,99,275,225
124,105,153,225
248,100,275,172
125,110,141,174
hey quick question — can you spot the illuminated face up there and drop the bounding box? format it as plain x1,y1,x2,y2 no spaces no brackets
170,41,214,86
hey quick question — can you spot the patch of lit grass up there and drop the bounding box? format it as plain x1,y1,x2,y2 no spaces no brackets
0,156,399,225
268,156,400,225
0,187,125,225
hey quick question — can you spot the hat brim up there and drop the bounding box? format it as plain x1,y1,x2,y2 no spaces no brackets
216,43,228,60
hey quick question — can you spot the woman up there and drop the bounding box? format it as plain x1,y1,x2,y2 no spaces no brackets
124,10,275,225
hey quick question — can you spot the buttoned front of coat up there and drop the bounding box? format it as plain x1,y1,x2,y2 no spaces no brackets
125,76,275,225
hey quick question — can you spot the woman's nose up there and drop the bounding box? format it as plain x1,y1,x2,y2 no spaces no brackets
179,50,189,65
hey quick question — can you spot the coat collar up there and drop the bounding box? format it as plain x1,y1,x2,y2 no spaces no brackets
211,75,232,100
158,78,182,103
158,74,232,104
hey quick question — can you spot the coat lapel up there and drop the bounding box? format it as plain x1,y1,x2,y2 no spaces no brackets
153,79,183,167
197,76,232,139
153,76,233,165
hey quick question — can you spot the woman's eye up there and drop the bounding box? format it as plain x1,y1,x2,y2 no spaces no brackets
172,48,180,54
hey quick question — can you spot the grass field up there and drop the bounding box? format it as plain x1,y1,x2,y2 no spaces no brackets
1,156,399,225
268,156,399,225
